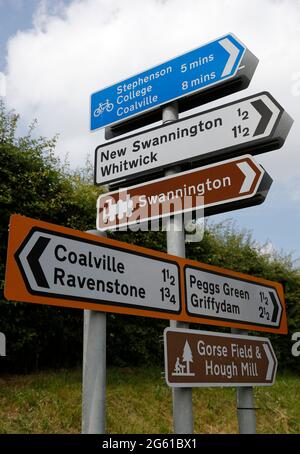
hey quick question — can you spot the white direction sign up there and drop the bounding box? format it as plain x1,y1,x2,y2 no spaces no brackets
185,265,283,329
16,229,181,315
95,92,292,187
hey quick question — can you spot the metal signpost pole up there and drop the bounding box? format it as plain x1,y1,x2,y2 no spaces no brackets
82,229,107,434
231,328,256,434
163,102,194,434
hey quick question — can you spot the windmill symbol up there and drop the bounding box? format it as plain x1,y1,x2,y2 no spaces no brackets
172,340,195,376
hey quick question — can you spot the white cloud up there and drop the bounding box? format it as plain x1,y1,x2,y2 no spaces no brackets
3,0,300,187
0,71,6,96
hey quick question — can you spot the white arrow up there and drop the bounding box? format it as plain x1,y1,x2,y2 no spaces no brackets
263,343,276,381
237,161,257,193
219,38,240,77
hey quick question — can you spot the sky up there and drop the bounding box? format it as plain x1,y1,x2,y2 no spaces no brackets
0,0,299,262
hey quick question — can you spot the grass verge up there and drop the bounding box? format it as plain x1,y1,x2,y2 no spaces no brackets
0,367,299,434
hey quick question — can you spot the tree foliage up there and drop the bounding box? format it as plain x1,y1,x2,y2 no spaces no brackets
0,101,101,371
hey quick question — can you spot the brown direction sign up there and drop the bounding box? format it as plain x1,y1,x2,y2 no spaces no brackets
164,328,277,387
97,155,271,231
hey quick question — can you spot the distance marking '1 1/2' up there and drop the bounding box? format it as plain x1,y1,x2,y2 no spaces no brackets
161,268,177,305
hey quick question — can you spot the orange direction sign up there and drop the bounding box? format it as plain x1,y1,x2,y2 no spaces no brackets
4,215,182,320
164,328,277,387
96,155,271,231
5,215,287,334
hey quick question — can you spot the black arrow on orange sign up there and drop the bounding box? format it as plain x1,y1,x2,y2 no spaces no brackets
26,236,50,288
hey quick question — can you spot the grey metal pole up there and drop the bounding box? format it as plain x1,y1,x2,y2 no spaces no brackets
163,102,194,434
231,328,256,434
82,229,107,434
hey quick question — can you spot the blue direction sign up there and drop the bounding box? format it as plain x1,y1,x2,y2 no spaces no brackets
90,33,250,132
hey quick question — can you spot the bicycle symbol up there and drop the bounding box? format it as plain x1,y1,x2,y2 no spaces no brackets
93,99,114,117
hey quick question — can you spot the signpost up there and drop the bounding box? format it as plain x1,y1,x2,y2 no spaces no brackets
90,36,291,435
96,155,272,231
90,33,258,135
164,328,277,387
94,92,292,187
4,29,293,436
5,214,287,334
